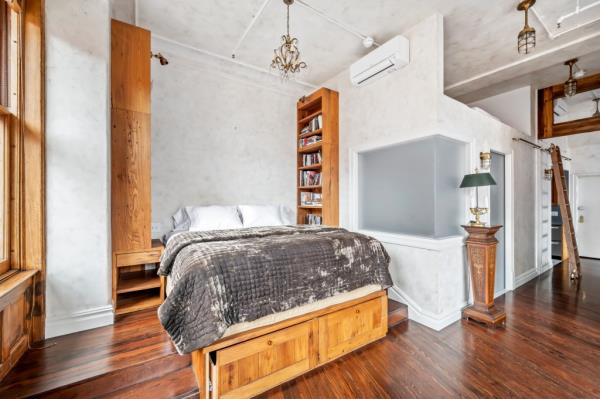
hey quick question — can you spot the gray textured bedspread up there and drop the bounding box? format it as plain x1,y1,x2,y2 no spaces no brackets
157,225,392,354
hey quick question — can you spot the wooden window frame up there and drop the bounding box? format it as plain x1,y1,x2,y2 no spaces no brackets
0,0,45,342
0,0,19,277
538,73,600,139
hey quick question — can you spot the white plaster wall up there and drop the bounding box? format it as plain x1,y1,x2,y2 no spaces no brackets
323,14,537,327
150,38,299,235
45,0,113,337
468,86,535,136
438,96,537,278
110,0,135,24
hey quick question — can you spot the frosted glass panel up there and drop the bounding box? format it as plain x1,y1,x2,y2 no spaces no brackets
434,137,467,237
358,135,466,238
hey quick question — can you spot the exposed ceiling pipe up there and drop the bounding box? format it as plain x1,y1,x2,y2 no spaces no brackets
531,0,600,40
295,0,380,48
231,0,272,59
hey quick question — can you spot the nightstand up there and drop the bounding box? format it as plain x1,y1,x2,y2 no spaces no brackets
112,239,165,316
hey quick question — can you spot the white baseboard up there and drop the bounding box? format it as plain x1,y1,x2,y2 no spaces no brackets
45,305,114,338
514,268,539,289
389,286,466,331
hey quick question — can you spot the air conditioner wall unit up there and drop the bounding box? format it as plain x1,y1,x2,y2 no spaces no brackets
350,35,410,87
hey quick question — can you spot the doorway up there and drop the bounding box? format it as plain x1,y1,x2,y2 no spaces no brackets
576,175,600,259
490,151,506,295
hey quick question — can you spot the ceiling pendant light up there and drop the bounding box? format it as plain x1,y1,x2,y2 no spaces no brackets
564,59,578,97
517,0,536,55
593,98,600,118
271,0,307,79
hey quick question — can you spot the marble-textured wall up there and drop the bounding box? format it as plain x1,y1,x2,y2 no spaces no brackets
45,0,113,337
323,14,538,328
150,38,300,235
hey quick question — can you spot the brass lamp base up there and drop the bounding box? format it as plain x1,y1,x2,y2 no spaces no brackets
469,207,488,227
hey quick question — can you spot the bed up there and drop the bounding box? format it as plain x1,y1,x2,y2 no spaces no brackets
157,206,392,399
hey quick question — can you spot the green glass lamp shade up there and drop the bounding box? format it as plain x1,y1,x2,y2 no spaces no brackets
460,172,496,188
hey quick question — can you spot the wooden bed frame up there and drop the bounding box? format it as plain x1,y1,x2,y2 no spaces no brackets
191,290,388,399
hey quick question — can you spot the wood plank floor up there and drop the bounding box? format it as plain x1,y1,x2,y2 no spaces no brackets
2,258,600,398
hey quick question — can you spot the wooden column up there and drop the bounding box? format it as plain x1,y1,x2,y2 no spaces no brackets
462,225,506,327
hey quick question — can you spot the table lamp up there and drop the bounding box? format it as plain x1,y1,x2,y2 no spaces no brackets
460,171,496,227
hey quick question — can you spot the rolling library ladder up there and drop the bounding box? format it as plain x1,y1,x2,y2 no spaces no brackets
550,144,581,279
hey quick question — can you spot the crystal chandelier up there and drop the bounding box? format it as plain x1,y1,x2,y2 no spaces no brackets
517,0,536,55
564,59,577,97
271,0,307,79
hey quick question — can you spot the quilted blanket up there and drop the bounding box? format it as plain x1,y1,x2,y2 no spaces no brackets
157,225,392,354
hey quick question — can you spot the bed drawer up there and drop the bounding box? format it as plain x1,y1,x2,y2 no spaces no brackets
210,320,318,399
318,295,387,363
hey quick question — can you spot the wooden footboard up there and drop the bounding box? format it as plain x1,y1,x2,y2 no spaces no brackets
191,290,388,399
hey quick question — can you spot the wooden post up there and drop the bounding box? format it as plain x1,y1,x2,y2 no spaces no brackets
462,225,506,327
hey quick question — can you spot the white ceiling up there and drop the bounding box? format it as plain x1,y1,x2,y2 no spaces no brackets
136,0,600,96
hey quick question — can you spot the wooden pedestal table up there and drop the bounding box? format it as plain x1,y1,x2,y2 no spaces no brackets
462,225,506,327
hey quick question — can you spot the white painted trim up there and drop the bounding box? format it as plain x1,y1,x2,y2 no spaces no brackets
514,268,539,289
360,230,464,252
389,286,465,331
45,305,114,339
489,148,516,294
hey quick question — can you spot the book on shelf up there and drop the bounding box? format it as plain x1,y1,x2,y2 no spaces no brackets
302,151,322,166
300,191,322,206
299,135,322,148
299,170,321,186
306,213,322,225
300,114,323,134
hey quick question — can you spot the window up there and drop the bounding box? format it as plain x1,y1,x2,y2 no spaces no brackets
358,135,467,238
0,0,17,276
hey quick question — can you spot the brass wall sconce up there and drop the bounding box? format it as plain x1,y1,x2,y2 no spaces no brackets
544,168,553,181
480,152,491,170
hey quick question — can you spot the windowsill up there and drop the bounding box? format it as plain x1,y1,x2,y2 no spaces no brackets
0,269,37,302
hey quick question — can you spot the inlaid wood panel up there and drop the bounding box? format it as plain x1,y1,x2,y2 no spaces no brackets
318,295,387,363
0,272,33,381
111,108,151,252
111,20,150,114
212,321,316,399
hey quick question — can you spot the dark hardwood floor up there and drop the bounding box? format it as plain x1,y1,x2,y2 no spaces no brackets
2,259,600,398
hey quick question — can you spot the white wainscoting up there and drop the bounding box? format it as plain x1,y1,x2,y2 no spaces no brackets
361,230,468,331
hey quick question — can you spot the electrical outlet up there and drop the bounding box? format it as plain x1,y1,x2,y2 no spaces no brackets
151,222,162,236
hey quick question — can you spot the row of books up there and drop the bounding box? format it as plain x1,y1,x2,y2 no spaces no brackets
300,114,323,135
299,135,322,148
306,213,322,225
299,170,321,187
302,150,321,166
300,192,322,206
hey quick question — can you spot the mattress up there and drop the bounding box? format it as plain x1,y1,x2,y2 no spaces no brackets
166,278,382,337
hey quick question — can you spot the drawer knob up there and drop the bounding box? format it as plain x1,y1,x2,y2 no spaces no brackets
355,309,360,314
267,340,273,346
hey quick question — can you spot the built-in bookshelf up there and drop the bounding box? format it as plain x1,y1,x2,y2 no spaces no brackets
296,88,339,226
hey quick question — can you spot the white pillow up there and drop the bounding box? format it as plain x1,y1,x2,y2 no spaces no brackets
187,206,243,232
239,205,287,227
